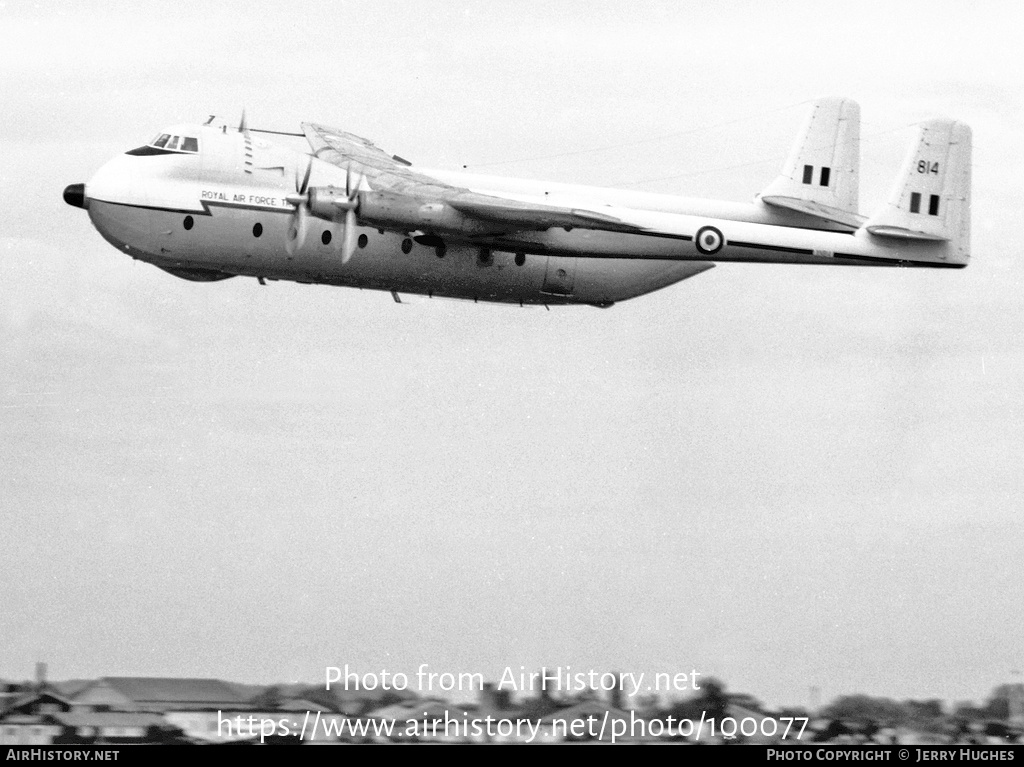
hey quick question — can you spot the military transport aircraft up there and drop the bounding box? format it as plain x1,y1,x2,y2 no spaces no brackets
63,98,971,307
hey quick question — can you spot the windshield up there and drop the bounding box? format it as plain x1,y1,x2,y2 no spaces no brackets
148,132,199,153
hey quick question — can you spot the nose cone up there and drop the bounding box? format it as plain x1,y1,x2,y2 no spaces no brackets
63,183,87,209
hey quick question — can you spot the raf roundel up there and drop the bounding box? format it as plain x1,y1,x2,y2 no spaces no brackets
695,225,724,255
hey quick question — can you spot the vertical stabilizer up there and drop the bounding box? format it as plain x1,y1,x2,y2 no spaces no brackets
759,97,861,227
864,119,971,263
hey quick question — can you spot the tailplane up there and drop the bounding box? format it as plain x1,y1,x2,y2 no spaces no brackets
864,119,971,263
759,97,862,228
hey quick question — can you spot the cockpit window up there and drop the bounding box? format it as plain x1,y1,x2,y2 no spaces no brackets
145,133,199,153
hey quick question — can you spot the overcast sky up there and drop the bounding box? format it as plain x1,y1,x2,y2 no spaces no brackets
2,0,1022,710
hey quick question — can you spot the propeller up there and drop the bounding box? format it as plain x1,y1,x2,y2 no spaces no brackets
286,159,364,261
334,163,364,263
284,158,313,256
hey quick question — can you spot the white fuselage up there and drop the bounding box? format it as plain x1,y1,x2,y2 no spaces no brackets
73,122,963,307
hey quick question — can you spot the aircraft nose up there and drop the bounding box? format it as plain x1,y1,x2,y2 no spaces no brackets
63,182,87,209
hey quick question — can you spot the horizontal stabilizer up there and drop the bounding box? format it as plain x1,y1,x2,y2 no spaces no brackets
760,195,866,229
758,97,860,223
863,225,946,242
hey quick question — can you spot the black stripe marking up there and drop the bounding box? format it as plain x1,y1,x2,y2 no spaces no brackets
84,200,969,270
728,240,815,256
638,232,693,242
89,198,293,217
832,252,967,268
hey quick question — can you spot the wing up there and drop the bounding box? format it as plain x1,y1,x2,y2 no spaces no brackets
302,123,648,236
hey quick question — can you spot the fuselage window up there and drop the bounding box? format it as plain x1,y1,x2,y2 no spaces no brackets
253,222,263,237
180,137,199,153
321,230,332,245
515,253,526,266
401,238,413,254
357,234,368,248
183,215,194,230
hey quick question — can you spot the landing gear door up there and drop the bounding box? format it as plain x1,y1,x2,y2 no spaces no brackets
541,256,577,296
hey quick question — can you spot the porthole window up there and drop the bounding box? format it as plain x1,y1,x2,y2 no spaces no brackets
401,238,412,254
435,242,447,259
321,230,332,245
252,222,263,237
478,248,493,266
358,234,368,248
515,253,526,266
183,215,194,230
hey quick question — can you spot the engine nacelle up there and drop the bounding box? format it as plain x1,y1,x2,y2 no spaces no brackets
359,192,479,233
308,187,497,236
307,186,350,221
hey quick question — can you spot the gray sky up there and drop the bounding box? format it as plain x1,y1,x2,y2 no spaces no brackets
2,0,1022,709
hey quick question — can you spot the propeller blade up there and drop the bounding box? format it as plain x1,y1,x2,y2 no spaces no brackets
342,208,357,263
329,221,344,252
286,204,308,256
298,157,313,195
346,164,365,199
284,157,314,256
